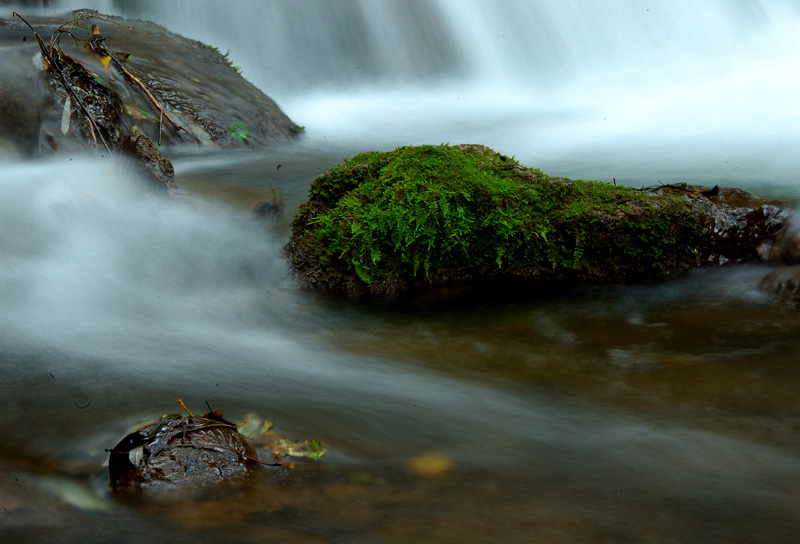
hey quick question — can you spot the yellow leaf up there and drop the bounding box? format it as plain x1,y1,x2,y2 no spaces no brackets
238,413,275,442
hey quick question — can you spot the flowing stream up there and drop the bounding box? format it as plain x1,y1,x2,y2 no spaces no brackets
2,1,800,543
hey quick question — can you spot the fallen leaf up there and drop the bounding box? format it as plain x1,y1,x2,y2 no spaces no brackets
229,121,249,143
128,445,144,467
60,95,71,135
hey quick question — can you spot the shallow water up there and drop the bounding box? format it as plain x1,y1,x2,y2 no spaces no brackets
2,151,800,544
4,1,800,542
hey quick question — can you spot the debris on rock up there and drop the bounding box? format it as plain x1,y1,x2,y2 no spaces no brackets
108,407,259,496
107,402,325,497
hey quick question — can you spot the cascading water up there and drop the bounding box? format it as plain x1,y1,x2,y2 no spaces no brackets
40,0,800,188
3,2,800,543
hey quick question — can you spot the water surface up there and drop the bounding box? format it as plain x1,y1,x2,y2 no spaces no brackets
3,1,800,542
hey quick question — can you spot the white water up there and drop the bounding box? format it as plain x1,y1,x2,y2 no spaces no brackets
38,0,800,191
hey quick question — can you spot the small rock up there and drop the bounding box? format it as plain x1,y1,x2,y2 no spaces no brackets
764,217,800,265
760,265,800,309
108,410,258,496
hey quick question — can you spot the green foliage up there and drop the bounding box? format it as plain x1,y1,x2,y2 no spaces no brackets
294,144,704,287
229,120,249,143
239,413,326,462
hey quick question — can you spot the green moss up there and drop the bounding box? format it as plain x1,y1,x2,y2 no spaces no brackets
289,144,707,292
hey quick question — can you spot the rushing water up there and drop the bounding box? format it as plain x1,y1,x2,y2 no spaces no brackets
3,1,800,543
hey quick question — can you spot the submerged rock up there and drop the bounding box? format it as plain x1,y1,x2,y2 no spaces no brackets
764,217,800,265
287,144,793,296
118,133,178,194
108,407,326,497
758,217,800,308
760,265,800,309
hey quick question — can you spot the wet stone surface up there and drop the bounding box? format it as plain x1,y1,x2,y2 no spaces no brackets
0,10,300,160
760,263,800,309
108,411,259,496
646,184,793,266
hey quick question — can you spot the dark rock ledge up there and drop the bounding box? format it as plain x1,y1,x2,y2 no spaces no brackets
0,10,301,191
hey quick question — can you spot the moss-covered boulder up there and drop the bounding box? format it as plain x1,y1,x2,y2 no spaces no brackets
287,144,791,295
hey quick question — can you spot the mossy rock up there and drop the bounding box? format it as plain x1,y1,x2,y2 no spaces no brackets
287,144,737,296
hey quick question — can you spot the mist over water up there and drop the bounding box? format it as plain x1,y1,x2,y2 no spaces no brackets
1,158,285,346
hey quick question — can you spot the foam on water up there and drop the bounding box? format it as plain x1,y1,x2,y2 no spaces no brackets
0,157,292,364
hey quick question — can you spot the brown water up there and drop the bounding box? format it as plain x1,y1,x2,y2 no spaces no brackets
1,149,799,544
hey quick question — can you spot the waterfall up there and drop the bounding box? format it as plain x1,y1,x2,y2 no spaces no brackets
36,0,800,186
41,0,799,94
44,0,464,97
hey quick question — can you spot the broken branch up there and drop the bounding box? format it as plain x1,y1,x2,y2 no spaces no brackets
87,24,186,135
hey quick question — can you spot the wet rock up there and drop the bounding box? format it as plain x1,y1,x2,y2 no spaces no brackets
0,10,301,159
252,192,285,219
763,217,800,265
108,411,259,496
760,265,800,309
118,133,178,193
645,184,793,266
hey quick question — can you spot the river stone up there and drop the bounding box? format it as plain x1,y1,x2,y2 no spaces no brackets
757,217,800,308
287,145,794,296
108,411,258,496
760,265,800,309
763,218,800,265
0,10,301,160
644,184,793,266
119,133,178,194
